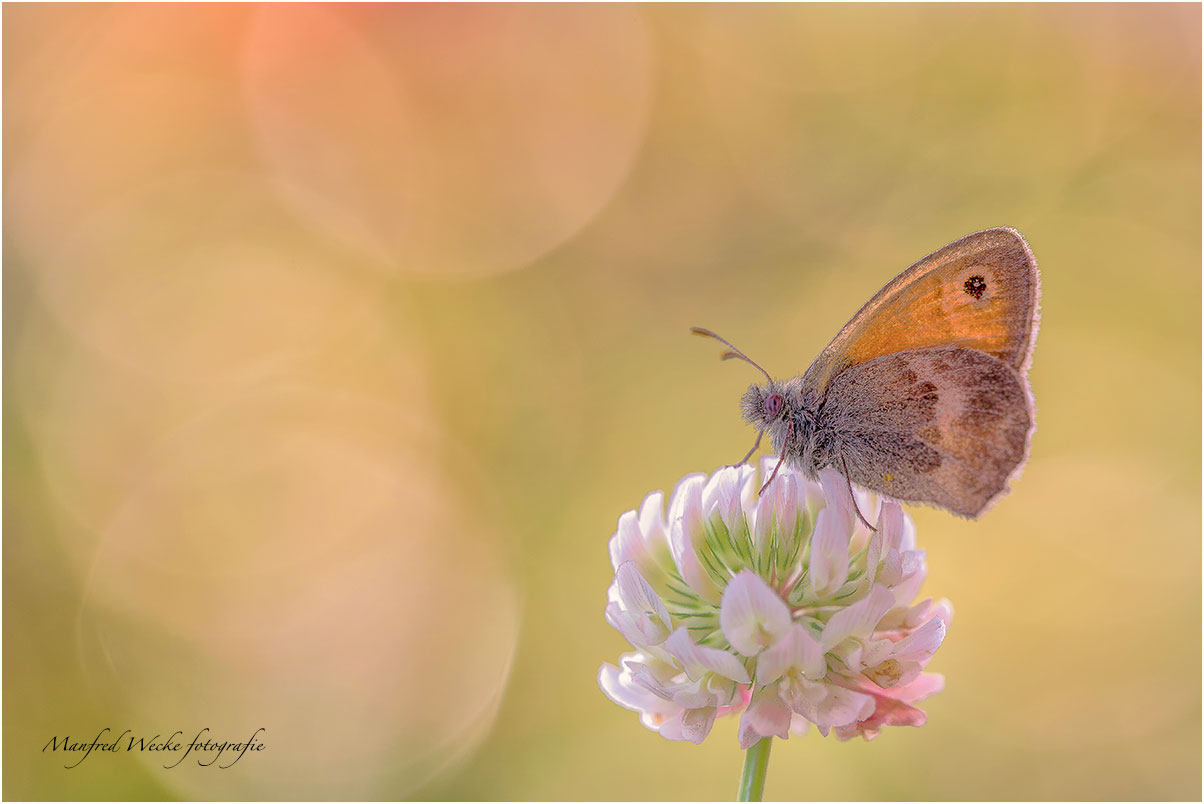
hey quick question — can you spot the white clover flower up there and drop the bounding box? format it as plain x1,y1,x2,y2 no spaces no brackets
598,457,951,746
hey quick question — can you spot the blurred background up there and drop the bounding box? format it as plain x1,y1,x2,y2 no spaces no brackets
4,4,1199,800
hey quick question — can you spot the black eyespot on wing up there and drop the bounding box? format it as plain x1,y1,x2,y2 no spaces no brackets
964,275,988,299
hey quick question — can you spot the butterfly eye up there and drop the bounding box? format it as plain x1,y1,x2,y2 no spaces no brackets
764,393,784,419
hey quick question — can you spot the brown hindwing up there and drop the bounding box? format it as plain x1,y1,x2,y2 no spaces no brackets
815,347,1033,517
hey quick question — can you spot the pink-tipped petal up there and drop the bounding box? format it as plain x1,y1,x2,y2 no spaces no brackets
667,473,706,520
931,598,954,628
627,661,678,703
702,466,745,535
856,638,895,670
604,600,640,647
779,675,823,718
738,685,792,748
634,489,677,579
600,662,677,713
679,705,719,744
853,487,882,534
615,562,671,622
614,562,672,644
877,500,905,553
899,513,917,552
738,466,761,509
817,468,854,533
878,548,903,587
800,472,827,513
751,481,778,556
704,674,743,709
890,617,946,663
754,474,801,558
833,691,928,741
670,678,720,709
821,584,895,650
814,684,877,730
892,672,946,704
786,678,875,730
669,477,723,604
809,507,852,598
758,624,826,685
609,509,644,571
656,711,688,742
863,526,884,589
621,651,681,687
638,490,666,538
664,627,751,684
720,570,792,657
894,598,933,631
891,549,927,605
777,474,802,540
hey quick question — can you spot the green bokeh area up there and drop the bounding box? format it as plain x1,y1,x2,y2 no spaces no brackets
5,4,1200,801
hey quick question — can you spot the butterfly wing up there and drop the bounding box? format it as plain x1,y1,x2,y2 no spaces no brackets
801,227,1040,396
813,347,1033,518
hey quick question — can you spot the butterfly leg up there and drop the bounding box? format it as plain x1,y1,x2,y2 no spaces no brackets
840,452,878,532
758,422,792,496
733,430,764,467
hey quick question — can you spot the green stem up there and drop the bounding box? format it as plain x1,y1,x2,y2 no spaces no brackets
737,737,772,801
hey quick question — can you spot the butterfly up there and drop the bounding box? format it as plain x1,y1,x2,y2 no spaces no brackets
694,227,1040,528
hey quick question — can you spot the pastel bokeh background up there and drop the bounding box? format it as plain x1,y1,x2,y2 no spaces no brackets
4,4,1199,800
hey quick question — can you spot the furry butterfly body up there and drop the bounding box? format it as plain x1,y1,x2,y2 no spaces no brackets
700,227,1039,519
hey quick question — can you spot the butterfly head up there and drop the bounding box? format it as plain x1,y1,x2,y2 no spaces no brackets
740,383,787,428
692,326,792,428
692,326,818,467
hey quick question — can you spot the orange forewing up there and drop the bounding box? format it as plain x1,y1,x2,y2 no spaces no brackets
802,227,1040,395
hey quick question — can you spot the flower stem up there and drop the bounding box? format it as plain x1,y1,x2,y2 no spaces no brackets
737,737,772,801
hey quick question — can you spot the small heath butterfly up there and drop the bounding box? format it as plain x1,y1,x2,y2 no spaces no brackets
694,227,1040,524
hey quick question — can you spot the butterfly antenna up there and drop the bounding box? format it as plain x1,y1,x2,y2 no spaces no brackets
690,327,773,383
